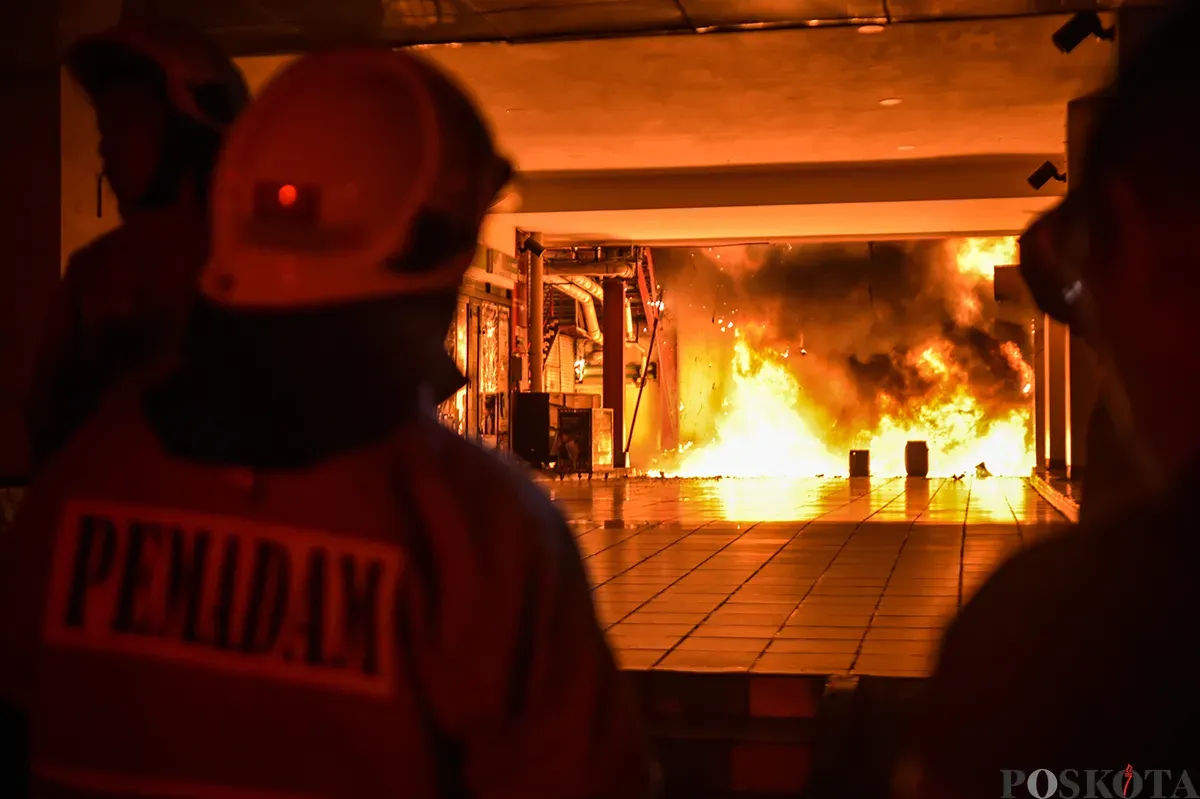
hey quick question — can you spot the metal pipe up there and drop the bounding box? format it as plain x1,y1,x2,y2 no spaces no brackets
528,232,544,393
543,262,636,279
567,275,604,301
547,278,603,343
557,325,591,340
624,297,636,343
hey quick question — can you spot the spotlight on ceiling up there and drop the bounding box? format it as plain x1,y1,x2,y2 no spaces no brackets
1052,11,1114,54
857,24,885,34
520,236,546,257
1028,161,1067,190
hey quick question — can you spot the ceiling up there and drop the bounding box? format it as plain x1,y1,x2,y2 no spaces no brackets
233,11,1114,246
121,0,1139,52
239,14,1113,172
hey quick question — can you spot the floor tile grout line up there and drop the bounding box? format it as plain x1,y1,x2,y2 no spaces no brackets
741,477,914,673
655,477,904,672
589,521,716,590
604,520,768,631
579,522,664,561
847,477,949,672
648,484,863,669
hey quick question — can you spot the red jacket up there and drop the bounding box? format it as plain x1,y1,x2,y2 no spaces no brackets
1,383,655,798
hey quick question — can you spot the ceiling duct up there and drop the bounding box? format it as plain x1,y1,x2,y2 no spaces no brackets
547,277,603,343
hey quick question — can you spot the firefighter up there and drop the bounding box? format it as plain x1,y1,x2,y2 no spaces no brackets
0,49,655,798
26,21,248,470
895,3,1200,795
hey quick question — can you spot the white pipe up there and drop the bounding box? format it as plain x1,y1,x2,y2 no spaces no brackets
547,278,603,343
567,275,604,301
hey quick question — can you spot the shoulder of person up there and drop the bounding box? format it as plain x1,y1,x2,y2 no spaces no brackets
49,373,160,469
61,227,136,296
424,422,562,524
941,509,1177,669
64,227,128,274
388,420,573,565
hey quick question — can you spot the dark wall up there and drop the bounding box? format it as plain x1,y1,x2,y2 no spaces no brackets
0,0,61,479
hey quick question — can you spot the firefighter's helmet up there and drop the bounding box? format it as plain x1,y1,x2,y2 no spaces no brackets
201,49,512,309
65,20,249,132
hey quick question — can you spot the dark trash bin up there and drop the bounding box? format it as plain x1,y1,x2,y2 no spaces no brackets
849,450,870,477
905,441,929,478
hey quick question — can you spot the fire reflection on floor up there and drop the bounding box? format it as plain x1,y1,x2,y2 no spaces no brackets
546,476,1066,675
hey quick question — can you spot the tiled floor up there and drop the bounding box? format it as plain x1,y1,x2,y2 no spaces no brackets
546,476,1068,677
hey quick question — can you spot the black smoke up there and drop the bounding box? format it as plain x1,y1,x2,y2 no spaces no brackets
654,241,1032,452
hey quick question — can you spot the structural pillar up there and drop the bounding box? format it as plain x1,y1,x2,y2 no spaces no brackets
1117,6,1168,64
0,0,62,479
1065,95,1102,479
1057,7,1165,480
603,278,626,468
1034,315,1048,472
527,233,544,393
1047,317,1069,473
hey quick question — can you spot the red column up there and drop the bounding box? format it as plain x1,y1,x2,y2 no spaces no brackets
603,278,626,468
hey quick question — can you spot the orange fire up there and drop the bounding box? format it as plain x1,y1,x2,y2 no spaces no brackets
663,237,1033,478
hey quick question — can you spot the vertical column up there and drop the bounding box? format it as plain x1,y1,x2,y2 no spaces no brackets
1066,95,1102,480
1047,317,1069,472
1116,6,1168,64
1060,3,1166,479
1034,315,1048,471
603,278,626,469
527,232,544,393
0,0,61,478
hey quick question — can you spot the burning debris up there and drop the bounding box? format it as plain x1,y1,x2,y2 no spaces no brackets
655,238,1034,478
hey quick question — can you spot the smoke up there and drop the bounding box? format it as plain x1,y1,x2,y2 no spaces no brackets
656,241,1032,455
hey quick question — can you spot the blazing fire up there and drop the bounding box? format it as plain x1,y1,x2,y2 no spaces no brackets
662,237,1033,478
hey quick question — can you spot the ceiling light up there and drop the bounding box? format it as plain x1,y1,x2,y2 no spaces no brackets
879,98,902,107
897,145,915,151
857,24,885,34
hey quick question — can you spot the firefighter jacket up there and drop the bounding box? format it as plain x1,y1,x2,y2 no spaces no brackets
0,374,655,798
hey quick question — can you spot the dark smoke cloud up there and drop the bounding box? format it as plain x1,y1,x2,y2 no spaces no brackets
654,241,1032,452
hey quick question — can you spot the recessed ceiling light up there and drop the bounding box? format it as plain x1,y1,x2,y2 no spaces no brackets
879,97,903,107
897,144,915,151
857,24,886,34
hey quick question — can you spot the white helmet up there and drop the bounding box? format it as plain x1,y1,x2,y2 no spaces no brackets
66,20,249,132
201,49,513,309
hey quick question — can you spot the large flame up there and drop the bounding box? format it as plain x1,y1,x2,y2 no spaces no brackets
664,237,1034,478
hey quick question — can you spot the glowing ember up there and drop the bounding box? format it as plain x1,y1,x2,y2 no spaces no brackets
663,237,1034,478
